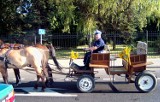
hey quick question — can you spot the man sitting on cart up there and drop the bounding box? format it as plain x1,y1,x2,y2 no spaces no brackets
83,30,105,70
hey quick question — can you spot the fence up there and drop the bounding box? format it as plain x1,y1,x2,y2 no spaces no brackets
103,31,160,57
0,31,160,57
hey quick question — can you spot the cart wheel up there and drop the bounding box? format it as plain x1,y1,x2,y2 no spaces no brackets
135,71,157,93
77,75,95,93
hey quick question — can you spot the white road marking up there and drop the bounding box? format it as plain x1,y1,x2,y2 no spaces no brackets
15,87,77,97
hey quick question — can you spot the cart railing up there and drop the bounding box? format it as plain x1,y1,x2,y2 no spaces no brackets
89,53,110,69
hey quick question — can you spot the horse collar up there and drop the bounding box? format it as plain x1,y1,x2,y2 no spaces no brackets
4,49,12,68
5,49,12,58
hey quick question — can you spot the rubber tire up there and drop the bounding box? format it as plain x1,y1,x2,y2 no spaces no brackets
77,75,95,93
135,71,157,93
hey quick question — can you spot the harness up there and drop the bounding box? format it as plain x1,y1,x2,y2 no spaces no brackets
0,43,25,69
0,49,17,69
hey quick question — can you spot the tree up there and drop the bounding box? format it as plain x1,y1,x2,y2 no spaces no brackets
93,0,159,38
147,0,160,31
0,0,19,34
48,0,76,33
1,0,160,46
64,0,160,49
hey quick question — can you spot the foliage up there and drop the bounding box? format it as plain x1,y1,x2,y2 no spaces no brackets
0,0,160,38
0,0,19,34
147,0,160,31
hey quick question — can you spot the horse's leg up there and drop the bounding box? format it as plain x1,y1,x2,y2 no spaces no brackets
40,58,51,89
34,75,40,90
2,76,8,84
40,74,46,92
41,65,48,91
35,72,46,91
1,68,8,84
33,62,46,91
13,69,21,86
45,64,53,87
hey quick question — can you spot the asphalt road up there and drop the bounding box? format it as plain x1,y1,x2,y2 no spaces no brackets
14,80,160,102
0,59,160,102
0,67,160,102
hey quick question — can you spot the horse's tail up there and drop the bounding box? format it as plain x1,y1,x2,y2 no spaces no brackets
49,44,62,71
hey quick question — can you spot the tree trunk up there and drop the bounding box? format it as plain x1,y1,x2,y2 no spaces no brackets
113,34,116,50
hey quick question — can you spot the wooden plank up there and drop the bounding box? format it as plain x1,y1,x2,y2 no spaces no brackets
89,63,109,68
91,60,109,65
89,53,110,68
131,62,153,68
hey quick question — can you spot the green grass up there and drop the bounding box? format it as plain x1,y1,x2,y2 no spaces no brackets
147,47,160,58
56,48,85,59
55,45,160,59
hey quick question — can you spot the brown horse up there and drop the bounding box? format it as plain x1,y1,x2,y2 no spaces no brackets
0,45,53,91
0,43,24,85
33,44,59,87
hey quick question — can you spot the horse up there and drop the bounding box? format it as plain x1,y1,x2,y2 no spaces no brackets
33,43,60,87
0,44,57,91
0,43,24,86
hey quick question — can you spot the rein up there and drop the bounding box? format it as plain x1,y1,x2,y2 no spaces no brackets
0,49,19,69
0,56,5,61
0,43,25,69
4,49,18,69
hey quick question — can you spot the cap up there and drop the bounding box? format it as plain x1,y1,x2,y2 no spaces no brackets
94,30,102,35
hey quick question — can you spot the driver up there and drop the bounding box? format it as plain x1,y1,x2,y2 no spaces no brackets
83,30,105,69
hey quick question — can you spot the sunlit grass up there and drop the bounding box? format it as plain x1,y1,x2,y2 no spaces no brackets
55,45,160,59
55,48,85,59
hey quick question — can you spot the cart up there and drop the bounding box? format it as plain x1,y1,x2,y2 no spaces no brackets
67,53,157,93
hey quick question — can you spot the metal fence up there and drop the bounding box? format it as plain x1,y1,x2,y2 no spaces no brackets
0,31,160,57
102,31,160,57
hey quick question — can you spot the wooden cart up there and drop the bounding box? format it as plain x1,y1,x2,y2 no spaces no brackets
68,53,157,93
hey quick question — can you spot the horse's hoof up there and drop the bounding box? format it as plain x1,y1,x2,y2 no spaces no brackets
15,81,21,87
46,82,53,88
41,88,45,92
41,85,46,92
34,85,38,90
16,84,19,87
13,84,18,88
34,87,38,90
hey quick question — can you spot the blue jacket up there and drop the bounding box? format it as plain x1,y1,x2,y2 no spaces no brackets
93,38,105,53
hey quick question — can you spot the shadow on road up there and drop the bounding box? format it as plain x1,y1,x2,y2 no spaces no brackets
9,81,143,94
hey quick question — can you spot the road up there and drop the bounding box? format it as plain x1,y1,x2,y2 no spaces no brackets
0,66,160,102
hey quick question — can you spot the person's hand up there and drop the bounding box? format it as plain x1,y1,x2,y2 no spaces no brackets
83,48,89,51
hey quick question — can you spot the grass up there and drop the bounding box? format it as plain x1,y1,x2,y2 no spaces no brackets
55,48,86,59
55,45,160,59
